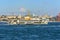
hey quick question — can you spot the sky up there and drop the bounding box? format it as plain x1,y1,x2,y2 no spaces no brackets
0,0,60,16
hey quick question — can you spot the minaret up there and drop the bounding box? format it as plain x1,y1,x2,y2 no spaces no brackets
27,10,31,16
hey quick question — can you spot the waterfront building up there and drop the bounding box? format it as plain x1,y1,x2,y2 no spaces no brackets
56,13,60,21
24,16,31,21
17,15,21,19
7,15,17,19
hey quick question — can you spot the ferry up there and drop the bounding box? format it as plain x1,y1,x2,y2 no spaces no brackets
0,20,60,26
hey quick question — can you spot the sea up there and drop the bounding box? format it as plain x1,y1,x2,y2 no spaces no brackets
0,24,60,40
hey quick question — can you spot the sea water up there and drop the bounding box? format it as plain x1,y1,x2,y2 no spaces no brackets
0,24,60,40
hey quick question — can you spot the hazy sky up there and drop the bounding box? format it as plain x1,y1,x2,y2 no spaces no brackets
0,0,60,16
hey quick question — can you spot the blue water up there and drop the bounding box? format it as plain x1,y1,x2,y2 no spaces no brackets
0,24,60,40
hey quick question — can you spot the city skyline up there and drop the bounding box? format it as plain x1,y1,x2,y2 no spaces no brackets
0,0,60,16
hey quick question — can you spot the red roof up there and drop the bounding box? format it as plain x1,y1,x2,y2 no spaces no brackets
57,13,60,17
